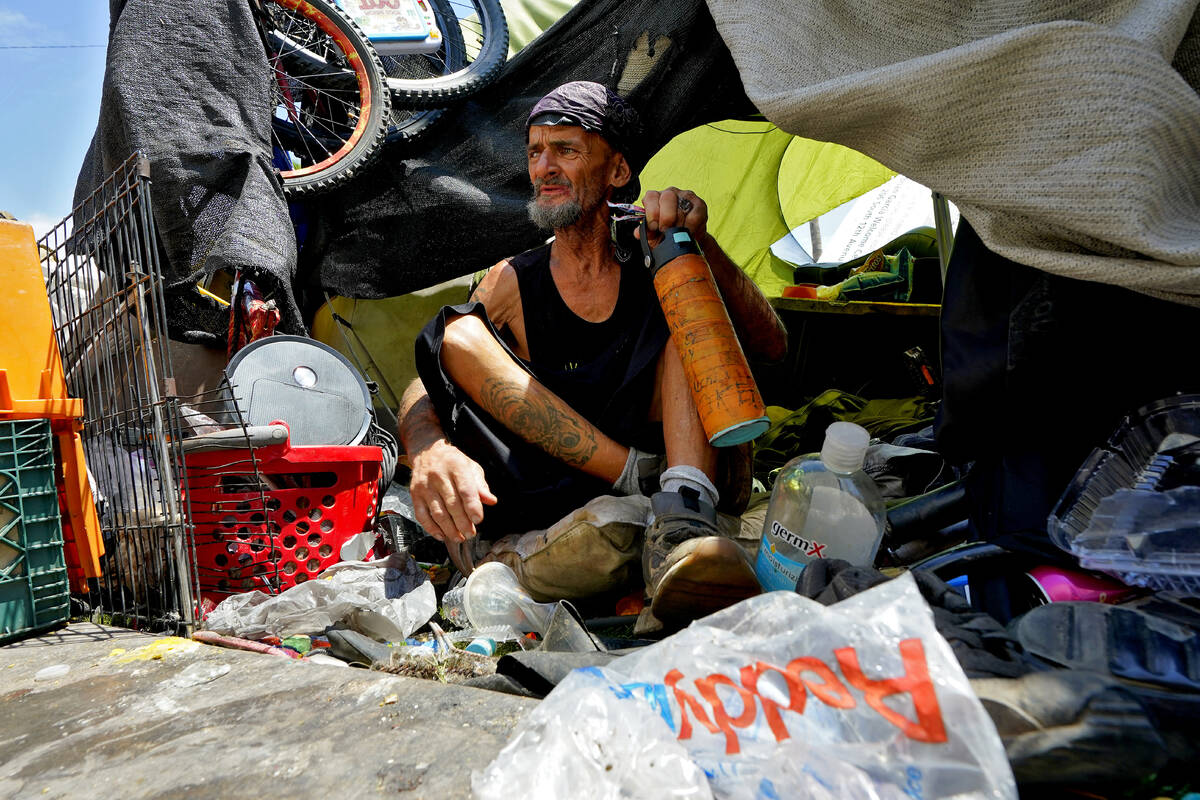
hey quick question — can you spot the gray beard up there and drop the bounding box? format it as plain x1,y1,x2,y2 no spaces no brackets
527,197,583,231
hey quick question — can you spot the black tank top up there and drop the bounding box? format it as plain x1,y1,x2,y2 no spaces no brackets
511,244,669,451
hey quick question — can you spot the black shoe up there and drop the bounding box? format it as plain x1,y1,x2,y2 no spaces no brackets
642,489,759,624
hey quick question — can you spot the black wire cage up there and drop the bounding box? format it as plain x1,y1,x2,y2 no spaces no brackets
41,153,343,633
37,153,273,632
38,154,197,630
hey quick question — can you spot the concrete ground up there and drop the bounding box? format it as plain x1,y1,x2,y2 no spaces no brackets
0,623,535,799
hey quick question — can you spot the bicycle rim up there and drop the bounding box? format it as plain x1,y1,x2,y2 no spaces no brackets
383,0,508,108
266,0,389,194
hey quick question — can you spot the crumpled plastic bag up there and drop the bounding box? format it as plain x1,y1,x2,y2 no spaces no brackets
473,573,1016,800
203,553,435,641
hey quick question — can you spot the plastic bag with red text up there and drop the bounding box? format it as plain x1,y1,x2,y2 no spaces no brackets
473,572,1015,800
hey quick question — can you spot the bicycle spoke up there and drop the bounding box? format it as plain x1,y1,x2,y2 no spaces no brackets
264,1,377,169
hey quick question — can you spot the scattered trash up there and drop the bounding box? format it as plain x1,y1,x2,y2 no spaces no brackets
304,651,349,668
325,628,395,666
378,644,497,684
339,531,377,562
166,662,231,688
443,562,555,634
1025,565,1137,604
468,649,618,699
1050,395,1200,594
437,625,531,651
474,573,1016,800
192,630,299,659
615,591,644,617
538,602,605,653
440,583,470,628
280,635,312,655
465,638,496,656
227,277,281,355
176,405,223,436
203,553,435,641
113,638,199,664
83,436,167,528
34,664,70,682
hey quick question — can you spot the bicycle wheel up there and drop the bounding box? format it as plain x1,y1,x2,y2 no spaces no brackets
381,105,447,146
264,0,390,195
382,0,509,109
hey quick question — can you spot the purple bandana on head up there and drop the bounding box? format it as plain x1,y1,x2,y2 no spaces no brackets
527,81,645,176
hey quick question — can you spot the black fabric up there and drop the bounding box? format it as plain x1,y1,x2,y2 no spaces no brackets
513,244,668,445
860,443,955,502
935,218,1200,564
413,279,668,537
1010,601,1200,762
297,0,755,301
795,559,1034,679
492,650,622,698
76,0,299,345
970,671,1169,791
461,672,542,698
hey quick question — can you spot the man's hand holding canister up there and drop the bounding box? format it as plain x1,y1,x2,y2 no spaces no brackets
637,186,788,363
640,187,709,249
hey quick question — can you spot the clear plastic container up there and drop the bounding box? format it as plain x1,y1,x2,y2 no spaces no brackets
1048,394,1200,594
755,422,887,591
443,562,556,634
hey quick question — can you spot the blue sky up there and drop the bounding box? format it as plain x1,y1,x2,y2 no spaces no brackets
0,2,109,237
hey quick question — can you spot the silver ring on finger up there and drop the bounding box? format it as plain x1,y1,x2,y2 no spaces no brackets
677,196,693,213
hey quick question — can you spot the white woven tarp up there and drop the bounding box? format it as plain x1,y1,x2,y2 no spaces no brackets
705,0,1200,304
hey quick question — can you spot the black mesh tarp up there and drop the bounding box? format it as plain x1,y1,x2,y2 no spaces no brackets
295,0,755,301
76,0,298,344
76,0,754,342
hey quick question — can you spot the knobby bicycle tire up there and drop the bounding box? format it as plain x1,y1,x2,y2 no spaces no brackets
382,106,447,146
384,0,508,109
264,0,391,195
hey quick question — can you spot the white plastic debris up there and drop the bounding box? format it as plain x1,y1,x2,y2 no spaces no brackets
34,664,70,682
204,553,435,641
473,573,1016,800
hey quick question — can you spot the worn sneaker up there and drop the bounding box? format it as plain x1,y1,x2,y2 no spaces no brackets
643,488,760,623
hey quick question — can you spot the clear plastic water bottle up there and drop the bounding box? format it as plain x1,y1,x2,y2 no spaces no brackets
755,421,887,591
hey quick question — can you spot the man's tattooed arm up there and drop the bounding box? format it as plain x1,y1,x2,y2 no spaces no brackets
397,379,444,455
479,377,600,468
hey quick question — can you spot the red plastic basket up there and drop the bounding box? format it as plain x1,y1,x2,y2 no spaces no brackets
183,428,381,606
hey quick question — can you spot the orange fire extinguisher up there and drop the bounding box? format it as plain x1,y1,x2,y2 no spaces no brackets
641,223,769,446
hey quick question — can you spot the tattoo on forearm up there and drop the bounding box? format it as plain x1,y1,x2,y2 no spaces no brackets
399,390,444,453
479,378,598,467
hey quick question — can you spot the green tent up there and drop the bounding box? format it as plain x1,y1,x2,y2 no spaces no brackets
638,121,894,297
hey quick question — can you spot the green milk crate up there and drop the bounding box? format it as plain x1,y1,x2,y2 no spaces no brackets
0,418,69,644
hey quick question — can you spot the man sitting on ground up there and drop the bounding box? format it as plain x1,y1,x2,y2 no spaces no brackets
397,81,787,625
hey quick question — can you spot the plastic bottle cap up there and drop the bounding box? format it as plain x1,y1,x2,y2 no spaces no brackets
465,638,497,656
820,421,870,473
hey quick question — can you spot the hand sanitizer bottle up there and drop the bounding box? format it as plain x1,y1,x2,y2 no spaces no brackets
755,421,886,591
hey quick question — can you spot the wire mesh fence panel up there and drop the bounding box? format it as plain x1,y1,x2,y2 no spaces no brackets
38,153,202,632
